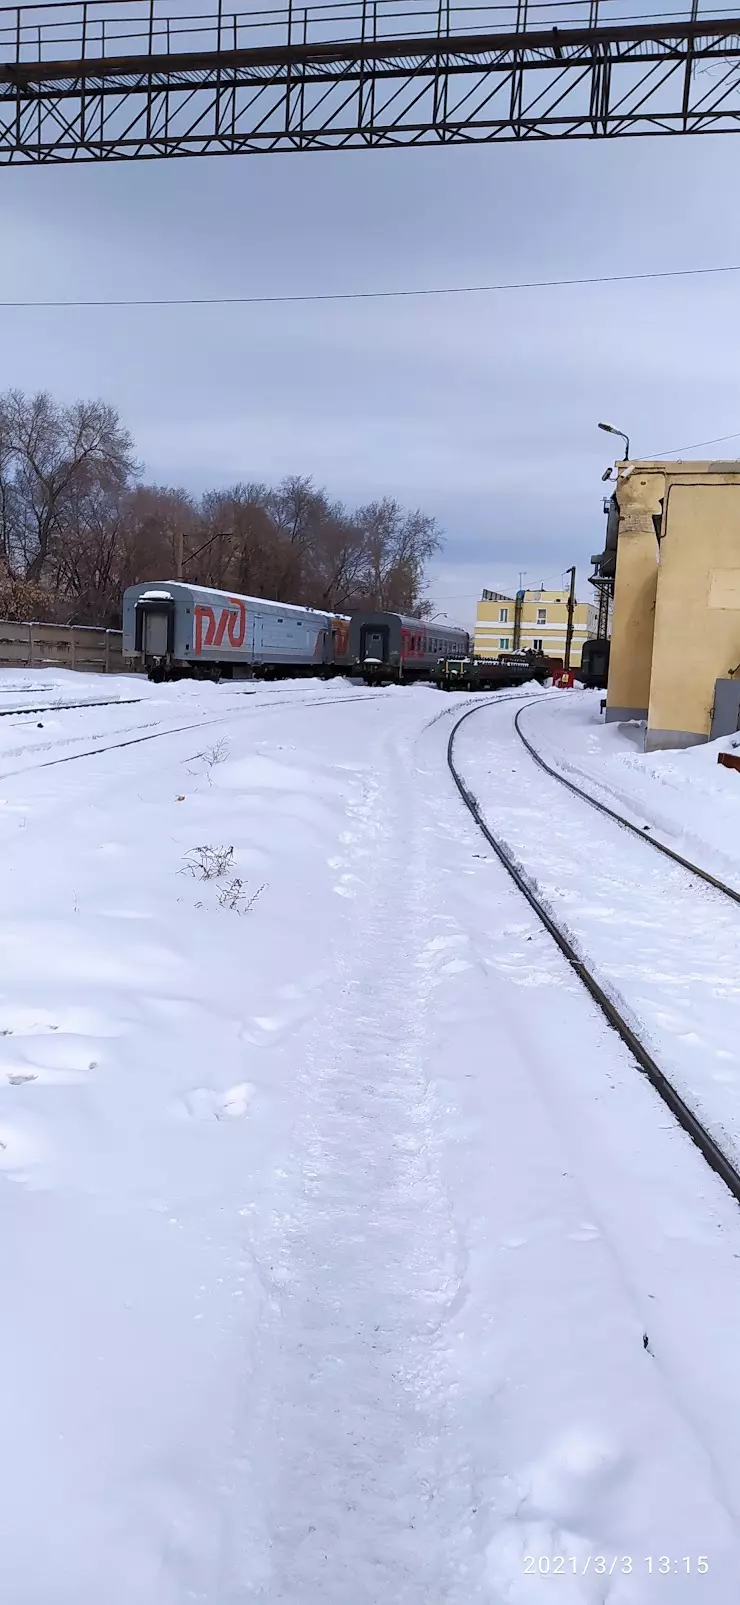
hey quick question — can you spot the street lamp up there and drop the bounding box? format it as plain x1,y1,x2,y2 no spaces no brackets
598,421,630,460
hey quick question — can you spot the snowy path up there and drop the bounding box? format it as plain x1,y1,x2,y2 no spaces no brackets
3,675,740,1601
234,725,468,1603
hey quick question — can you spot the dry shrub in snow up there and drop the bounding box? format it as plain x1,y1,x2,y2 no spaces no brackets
181,846,265,914
217,878,265,915
182,845,235,880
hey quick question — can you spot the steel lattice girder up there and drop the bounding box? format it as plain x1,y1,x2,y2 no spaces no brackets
2,15,740,161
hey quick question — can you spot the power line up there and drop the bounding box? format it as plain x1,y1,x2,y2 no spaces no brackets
647,428,740,458
2,261,740,310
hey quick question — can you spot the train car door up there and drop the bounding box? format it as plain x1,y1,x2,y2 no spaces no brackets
135,598,174,658
360,623,388,662
145,611,169,656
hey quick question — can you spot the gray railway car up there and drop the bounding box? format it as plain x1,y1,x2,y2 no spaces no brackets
578,637,610,690
122,581,350,680
349,611,469,682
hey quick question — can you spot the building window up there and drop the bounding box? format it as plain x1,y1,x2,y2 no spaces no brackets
499,606,508,623
537,608,547,624
499,637,510,650
533,638,543,652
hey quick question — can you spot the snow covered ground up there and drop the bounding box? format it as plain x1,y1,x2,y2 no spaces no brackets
462,692,740,1157
3,671,740,1603
520,689,740,887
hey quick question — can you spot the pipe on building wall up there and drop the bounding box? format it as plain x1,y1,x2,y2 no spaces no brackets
513,589,524,650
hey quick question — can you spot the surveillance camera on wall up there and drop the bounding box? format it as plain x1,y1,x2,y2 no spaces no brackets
601,467,613,482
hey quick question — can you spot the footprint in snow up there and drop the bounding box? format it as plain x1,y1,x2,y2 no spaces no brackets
177,1083,255,1121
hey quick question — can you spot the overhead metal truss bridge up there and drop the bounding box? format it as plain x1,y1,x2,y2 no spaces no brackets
2,0,740,162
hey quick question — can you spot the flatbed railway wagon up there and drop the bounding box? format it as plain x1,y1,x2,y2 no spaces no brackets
432,651,561,692
349,611,469,683
122,581,350,680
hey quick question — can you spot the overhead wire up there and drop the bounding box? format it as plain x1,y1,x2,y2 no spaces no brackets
3,259,740,309
646,428,740,458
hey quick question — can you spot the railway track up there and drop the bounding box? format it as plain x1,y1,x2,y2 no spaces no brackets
0,696,145,718
0,687,389,782
447,701,740,1209
514,699,740,908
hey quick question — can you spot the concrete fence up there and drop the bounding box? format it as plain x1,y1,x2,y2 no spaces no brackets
0,618,139,674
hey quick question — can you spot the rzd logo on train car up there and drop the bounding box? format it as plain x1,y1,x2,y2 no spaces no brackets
193,599,247,655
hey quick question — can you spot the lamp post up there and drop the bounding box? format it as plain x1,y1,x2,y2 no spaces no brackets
598,421,630,460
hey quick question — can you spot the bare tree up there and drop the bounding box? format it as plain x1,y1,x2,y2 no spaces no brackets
0,390,137,584
199,485,286,596
353,498,441,613
0,411,18,577
0,576,55,622
0,390,444,626
119,485,200,591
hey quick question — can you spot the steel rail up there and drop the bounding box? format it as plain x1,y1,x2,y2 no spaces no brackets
0,688,387,780
514,699,740,907
447,701,740,1207
0,696,143,717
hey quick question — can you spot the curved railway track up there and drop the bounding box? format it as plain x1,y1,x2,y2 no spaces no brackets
447,700,740,1209
0,696,144,718
514,698,740,908
0,687,389,782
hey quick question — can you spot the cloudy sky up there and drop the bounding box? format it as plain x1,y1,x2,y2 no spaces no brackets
2,127,740,627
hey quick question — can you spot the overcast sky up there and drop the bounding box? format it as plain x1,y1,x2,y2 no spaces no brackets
2,130,740,627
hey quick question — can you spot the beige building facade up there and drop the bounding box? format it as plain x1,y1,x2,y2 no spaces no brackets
475,587,597,667
606,460,740,749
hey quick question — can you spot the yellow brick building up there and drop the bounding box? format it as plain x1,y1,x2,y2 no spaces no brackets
474,587,597,666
